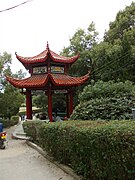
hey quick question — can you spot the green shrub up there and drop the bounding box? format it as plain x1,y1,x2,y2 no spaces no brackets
22,120,44,143
71,80,135,120
0,116,19,128
24,120,135,179
71,96,133,120
11,116,20,121
79,80,134,102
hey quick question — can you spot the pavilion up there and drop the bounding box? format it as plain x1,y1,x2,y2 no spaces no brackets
6,43,90,121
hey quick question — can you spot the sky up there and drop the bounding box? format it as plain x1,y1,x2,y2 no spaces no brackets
0,0,134,74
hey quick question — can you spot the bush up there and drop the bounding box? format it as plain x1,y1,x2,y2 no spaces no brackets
11,116,20,121
22,120,44,143
0,116,19,128
71,96,133,120
79,80,134,102
71,80,135,120
23,120,135,179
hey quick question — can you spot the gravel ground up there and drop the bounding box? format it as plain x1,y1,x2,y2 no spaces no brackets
0,125,75,180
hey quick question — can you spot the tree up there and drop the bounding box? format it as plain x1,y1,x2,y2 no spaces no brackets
92,2,135,81
0,51,12,75
12,69,26,79
0,84,24,119
33,92,66,114
61,22,99,77
60,22,99,106
33,92,47,112
0,51,12,90
0,52,25,119
104,2,135,43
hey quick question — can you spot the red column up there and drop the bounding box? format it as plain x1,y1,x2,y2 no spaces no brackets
26,89,32,120
48,86,53,122
66,94,70,118
69,90,73,115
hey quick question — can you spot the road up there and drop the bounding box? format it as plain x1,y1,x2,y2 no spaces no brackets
0,125,74,180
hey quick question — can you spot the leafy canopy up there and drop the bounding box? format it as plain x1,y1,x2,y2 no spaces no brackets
92,2,135,81
61,22,99,77
0,52,25,119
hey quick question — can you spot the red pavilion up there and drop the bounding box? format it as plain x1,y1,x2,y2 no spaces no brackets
6,43,89,121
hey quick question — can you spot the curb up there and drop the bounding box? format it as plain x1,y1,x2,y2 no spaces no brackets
11,132,29,140
26,141,82,180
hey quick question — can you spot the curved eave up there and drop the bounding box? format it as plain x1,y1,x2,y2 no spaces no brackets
6,75,48,88
15,49,79,67
15,52,48,69
49,73,89,86
49,51,80,64
6,73,89,89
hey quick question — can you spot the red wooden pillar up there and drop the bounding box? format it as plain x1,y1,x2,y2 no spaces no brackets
48,86,53,122
66,94,70,118
26,89,32,119
69,90,73,115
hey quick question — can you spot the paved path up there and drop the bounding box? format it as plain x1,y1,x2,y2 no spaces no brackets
0,124,74,180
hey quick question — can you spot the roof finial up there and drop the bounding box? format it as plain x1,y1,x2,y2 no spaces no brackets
46,41,49,50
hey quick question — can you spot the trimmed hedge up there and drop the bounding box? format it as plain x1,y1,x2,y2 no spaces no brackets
23,120,135,179
0,116,19,128
23,120,44,143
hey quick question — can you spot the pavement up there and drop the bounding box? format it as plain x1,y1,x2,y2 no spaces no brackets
11,120,82,180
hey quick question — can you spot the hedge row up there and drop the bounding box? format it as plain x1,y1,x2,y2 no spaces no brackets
23,120,135,179
23,120,44,143
0,116,19,128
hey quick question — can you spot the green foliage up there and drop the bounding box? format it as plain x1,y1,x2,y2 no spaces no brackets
71,97,133,120
92,2,135,81
32,92,47,111
33,92,66,113
60,3,135,82
0,51,12,75
11,116,20,121
0,84,24,119
61,22,98,77
22,120,44,143
0,117,19,128
79,80,134,102
60,22,99,106
24,120,135,179
52,94,66,112
104,2,135,43
0,51,26,119
71,80,135,120
12,69,26,79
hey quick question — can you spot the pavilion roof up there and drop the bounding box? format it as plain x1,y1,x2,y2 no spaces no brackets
6,73,89,89
15,43,79,69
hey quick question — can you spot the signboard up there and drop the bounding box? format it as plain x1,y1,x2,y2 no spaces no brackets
33,66,47,74
31,90,44,95
54,90,67,94
31,90,68,95
51,66,64,73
